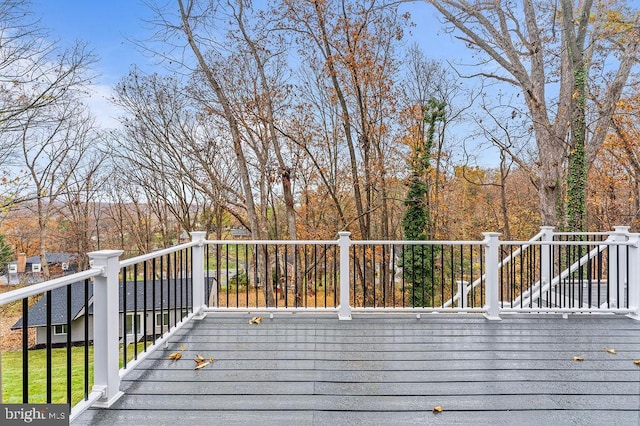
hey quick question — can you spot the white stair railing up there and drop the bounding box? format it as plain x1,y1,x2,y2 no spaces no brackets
442,227,549,308
513,243,607,308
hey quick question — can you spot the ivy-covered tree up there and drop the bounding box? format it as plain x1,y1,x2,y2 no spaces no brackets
402,99,445,307
0,233,14,274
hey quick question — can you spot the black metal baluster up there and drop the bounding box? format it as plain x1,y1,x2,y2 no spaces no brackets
352,246,357,308
372,244,376,308
245,245,249,308
173,252,178,326
133,263,138,359
122,266,127,368
470,245,474,308
391,244,396,308
450,245,454,309
143,261,148,352
264,245,269,308
46,290,52,403
254,244,259,308
189,247,193,313
160,255,165,334
410,245,415,308
313,244,317,308
235,244,239,307
333,244,338,308
205,244,210,307
285,245,289,308
459,245,464,308
479,244,484,307
66,284,72,405
324,244,327,308
22,297,29,403
440,245,445,308
293,244,298,308
364,245,369,308
383,245,387,308
84,279,89,401
152,258,156,342
519,246,523,309
225,244,229,308
431,244,436,307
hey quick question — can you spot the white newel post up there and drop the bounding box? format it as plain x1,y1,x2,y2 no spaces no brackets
609,226,630,309
456,281,469,309
337,232,352,320
540,226,554,290
627,233,640,320
88,249,124,407
191,231,207,319
483,233,501,320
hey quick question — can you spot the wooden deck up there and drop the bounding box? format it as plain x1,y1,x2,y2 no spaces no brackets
73,313,640,425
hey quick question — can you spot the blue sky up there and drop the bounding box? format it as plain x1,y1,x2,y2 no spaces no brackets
29,1,471,134
33,0,152,85
32,0,158,127
32,1,463,83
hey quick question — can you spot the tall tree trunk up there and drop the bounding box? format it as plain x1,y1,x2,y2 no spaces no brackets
236,2,297,241
178,0,274,305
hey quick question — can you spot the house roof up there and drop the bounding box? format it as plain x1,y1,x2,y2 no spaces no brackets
11,278,203,329
11,281,93,329
25,253,77,264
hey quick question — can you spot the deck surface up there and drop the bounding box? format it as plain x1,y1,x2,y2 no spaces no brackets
74,313,640,425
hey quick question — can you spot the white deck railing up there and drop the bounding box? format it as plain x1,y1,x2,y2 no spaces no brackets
1,226,640,419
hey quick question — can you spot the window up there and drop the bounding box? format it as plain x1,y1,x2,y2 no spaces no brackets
125,313,142,336
155,312,170,327
53,324,67,335
31,263,41,272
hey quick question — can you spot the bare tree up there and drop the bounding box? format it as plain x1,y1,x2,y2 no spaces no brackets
59,134,109,270
0,2,97,210
15,100,97,279
428,0,639,228
112,68,235,242
279,0,409,239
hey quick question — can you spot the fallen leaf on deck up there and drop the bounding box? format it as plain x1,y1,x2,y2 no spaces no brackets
196,354,205,361
432,406,443,413
249,316,263,325
180,345,185,351
572,356,584,361
168,352,182,361
633,360,640,365
195,361,211,370
210,356,214,362
603,348,617,354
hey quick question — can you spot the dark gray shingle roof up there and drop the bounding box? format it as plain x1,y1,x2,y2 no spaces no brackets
11,278,209,329
11,281,92,329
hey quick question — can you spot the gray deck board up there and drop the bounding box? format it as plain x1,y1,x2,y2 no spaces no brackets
73,313,640,425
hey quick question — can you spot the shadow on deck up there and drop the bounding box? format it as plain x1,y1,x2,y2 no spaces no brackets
74,313,640,425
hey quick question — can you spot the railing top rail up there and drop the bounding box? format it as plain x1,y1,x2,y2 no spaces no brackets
204,239,337,246
350,239,485,246
552,231,612,236
119,241,196,268
0,268,101,306
501,240,632,246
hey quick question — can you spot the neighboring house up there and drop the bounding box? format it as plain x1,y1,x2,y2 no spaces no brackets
11,279,193,348
5,252,78,286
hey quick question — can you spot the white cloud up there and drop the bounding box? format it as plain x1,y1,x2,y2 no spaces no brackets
83,84,123,130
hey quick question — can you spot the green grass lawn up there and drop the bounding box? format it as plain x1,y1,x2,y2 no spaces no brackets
2,342,146,406
2,345,94,405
